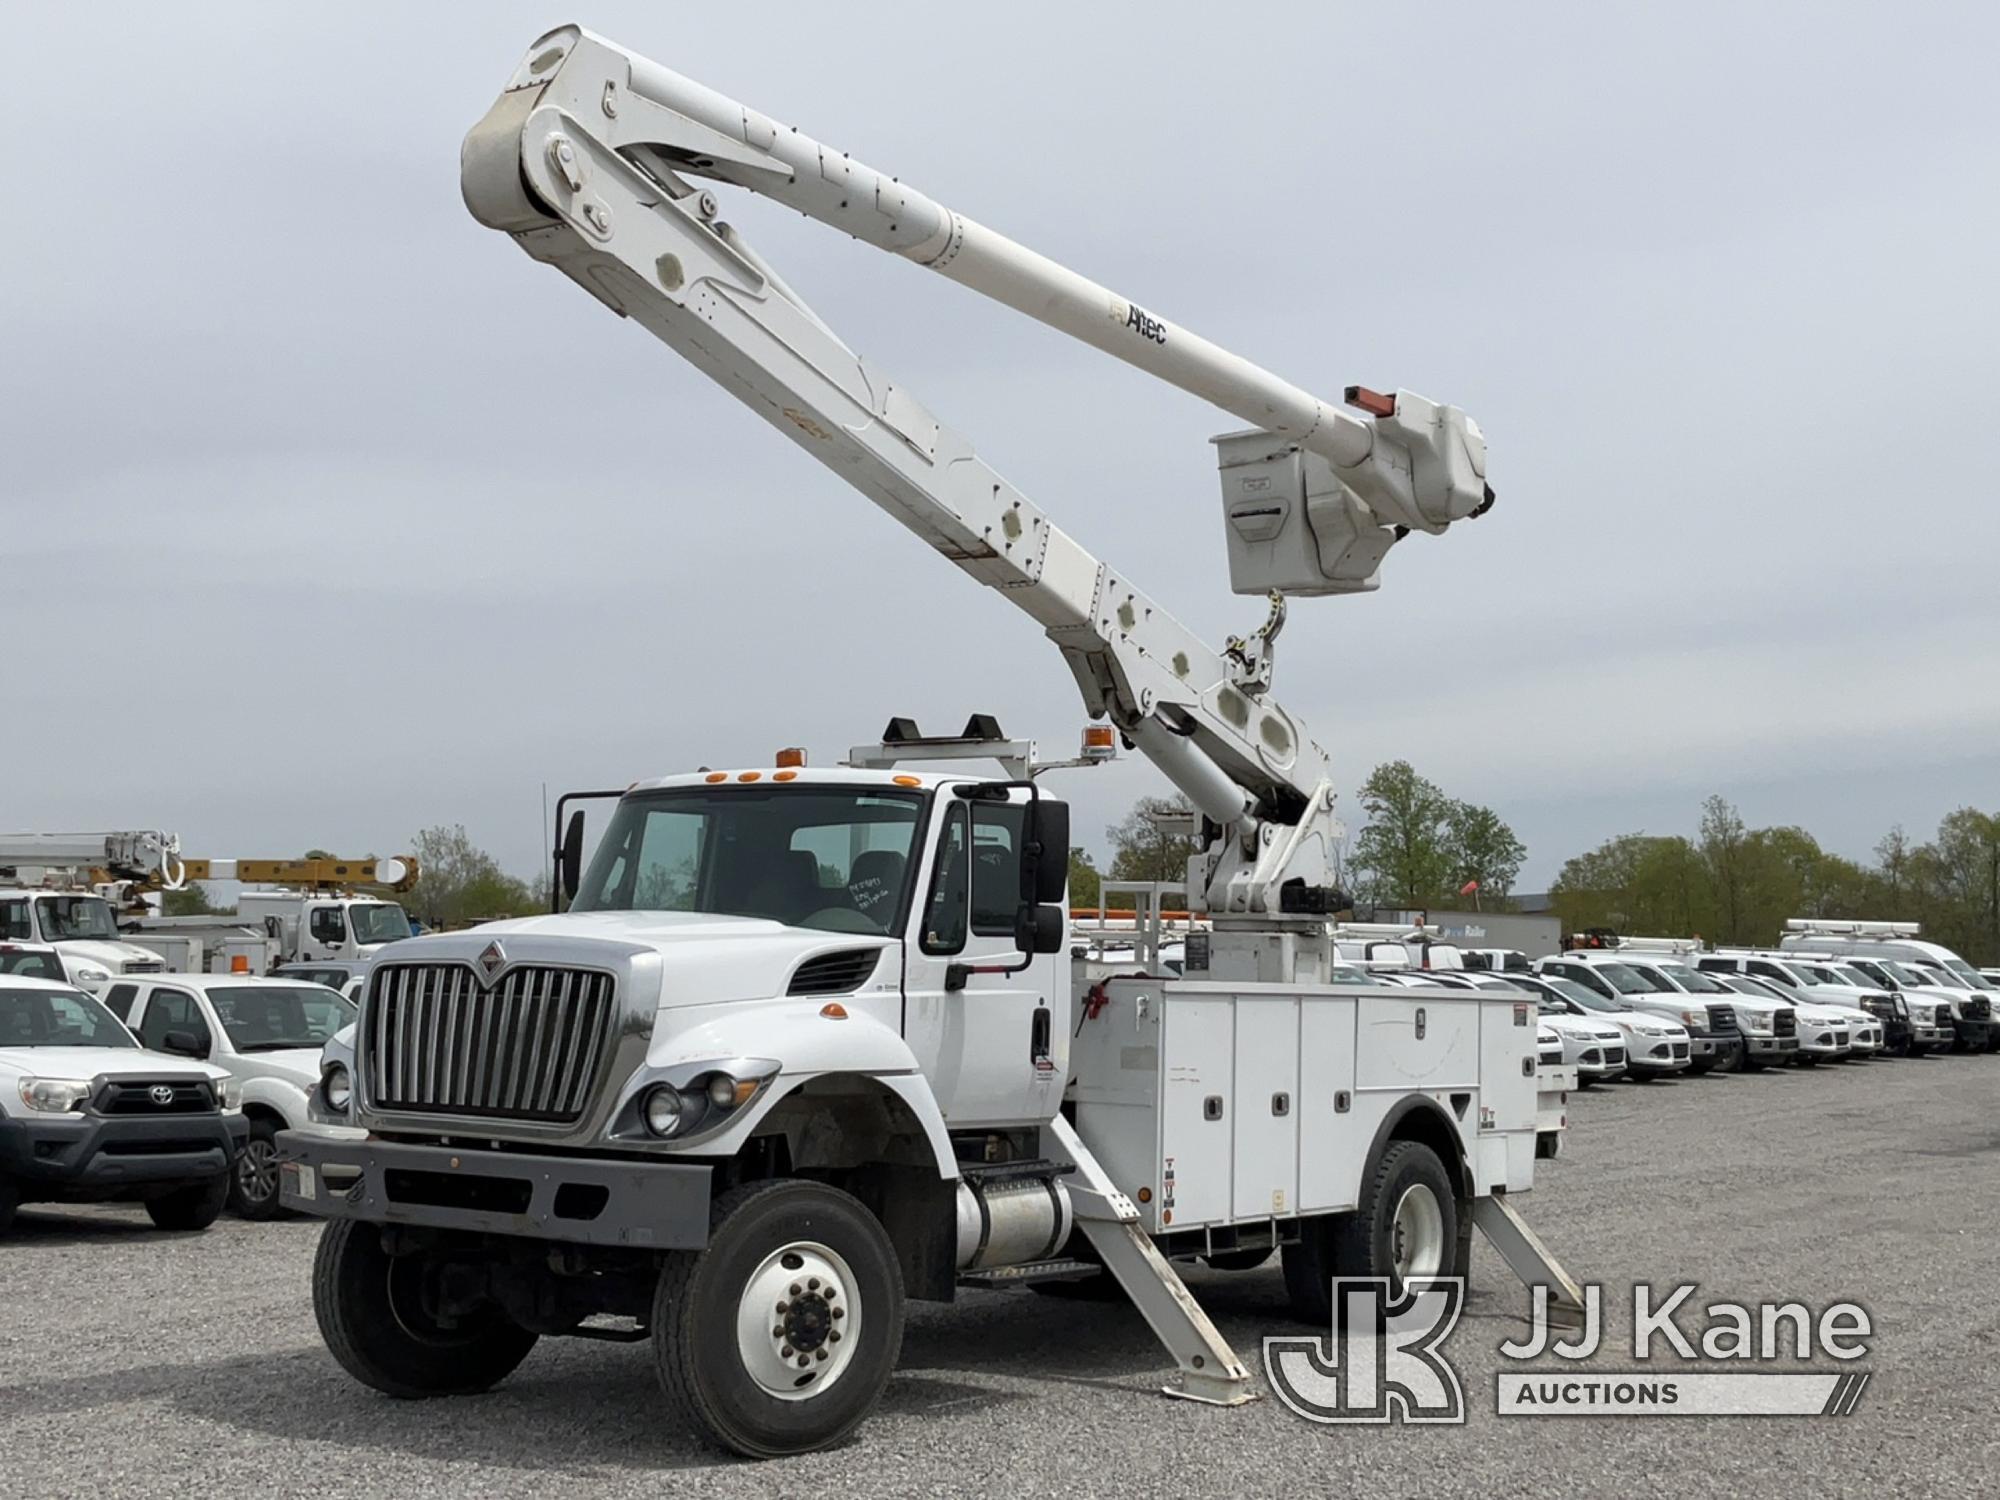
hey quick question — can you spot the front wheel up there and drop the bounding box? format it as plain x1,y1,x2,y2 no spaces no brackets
230,1117,284,1220
313,1219,539,1397
145,1175,227,1231
1282,1139,1459,1325
652,1179,904,1458
0,1176,18,1236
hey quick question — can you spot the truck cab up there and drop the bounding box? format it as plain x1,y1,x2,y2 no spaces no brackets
236,892,414,964
0,889,166,995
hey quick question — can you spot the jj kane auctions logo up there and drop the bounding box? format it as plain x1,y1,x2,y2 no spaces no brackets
1266,1280,1874,1423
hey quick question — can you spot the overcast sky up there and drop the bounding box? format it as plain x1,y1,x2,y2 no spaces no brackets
6,2,1998,894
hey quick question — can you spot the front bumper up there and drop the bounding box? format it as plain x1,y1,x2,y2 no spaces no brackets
1744,1036,1800,1059
1625,1038,1694,1073
1911,1023,1952,1048
276,1130,712,1250
0,1111,246,1190
1684,1033,1744,1065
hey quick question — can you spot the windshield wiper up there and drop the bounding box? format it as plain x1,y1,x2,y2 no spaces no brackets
237,1039,323,1052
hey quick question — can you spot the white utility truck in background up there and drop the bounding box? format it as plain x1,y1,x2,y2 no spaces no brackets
1,832,178,993
123,856,420,968
278,26,1579,1458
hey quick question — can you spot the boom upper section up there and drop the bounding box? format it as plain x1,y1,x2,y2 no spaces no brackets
460,25,1497,914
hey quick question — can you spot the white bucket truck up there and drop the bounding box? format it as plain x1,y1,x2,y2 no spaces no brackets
278,26,1578,1458
0,832,178,993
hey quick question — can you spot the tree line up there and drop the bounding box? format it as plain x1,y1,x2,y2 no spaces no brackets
1073,768,2000,964
1549,796,2000,963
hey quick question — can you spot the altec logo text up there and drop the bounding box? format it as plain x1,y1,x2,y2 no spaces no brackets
1266,1280,1874,1424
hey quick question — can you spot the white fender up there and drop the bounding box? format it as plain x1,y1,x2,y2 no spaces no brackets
642,1004,960,1179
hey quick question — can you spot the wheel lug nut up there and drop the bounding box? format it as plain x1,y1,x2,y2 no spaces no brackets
808,1277,820,1291
832,1306,845,1319
798,1354,812,1368
782,1345,795,1358
830,1330,842,1343
815,1348,828,1362
789,1282,802,1296
772,1325,784,1338
776,1301,789,1314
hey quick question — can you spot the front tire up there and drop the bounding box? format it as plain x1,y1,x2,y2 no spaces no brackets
230,1117,284,1220
313,1219,539,1397
652,1179,904,1458
0,1176,18,1236
1282,1139,1459,1325
145,1174,227,1231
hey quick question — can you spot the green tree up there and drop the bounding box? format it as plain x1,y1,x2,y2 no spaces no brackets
401,825,536,929
1445,801,1526,902
1067,848,1103,912
161,883,221,917
1350,761,1457,906
1698,796,1753,943
1106,796,1199,887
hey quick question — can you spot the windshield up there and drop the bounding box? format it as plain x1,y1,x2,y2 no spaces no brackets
1944,958,1989,987
1832,965,1879,989
1650,961,1731,995
575,786,927,936
34,895,120,942
349,903,412,945
0,986,136,1048
1876,960,1931,987
1720,973,1787,1002
1546,975,1628,1013
206,985,355,1051
1586,962,1664,996
0,949,67,980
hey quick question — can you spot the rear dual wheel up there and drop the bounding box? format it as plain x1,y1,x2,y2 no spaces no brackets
1282,1140,1458,1325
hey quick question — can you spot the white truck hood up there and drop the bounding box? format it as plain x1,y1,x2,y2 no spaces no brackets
226,1048,323,1088
1542,1014,1624,1044
54,939,164,975
407,911,896,1011
0,1044,226,1084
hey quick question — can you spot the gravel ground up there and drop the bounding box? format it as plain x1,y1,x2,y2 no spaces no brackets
5,1052,1998,1499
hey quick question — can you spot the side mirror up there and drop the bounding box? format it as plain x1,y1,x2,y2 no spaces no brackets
1014,903,1066,956
1019,798,1070,906
161,1029,204,1059
560,810,586,904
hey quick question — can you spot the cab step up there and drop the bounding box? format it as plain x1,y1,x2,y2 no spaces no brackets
957,1257,1102,1289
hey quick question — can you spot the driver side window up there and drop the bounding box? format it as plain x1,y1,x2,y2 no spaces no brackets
309,907,347,946
921,805,969,955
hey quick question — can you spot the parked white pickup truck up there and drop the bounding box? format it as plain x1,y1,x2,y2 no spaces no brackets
103,975,360,1218
1,975,245,1234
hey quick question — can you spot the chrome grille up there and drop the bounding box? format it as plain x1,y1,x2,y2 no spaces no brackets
366,963,614,1123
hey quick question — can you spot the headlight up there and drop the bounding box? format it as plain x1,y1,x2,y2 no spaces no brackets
214,1075,243,1111
73,966,111,986
321,1064,351,1112
643,1086,686,1137
19,1077,92,1113
1678,1009,1706,1028
1741,1014,1772,1034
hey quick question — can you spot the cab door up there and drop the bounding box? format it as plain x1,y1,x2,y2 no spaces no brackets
303,904,348,961
900,792,1066,1128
